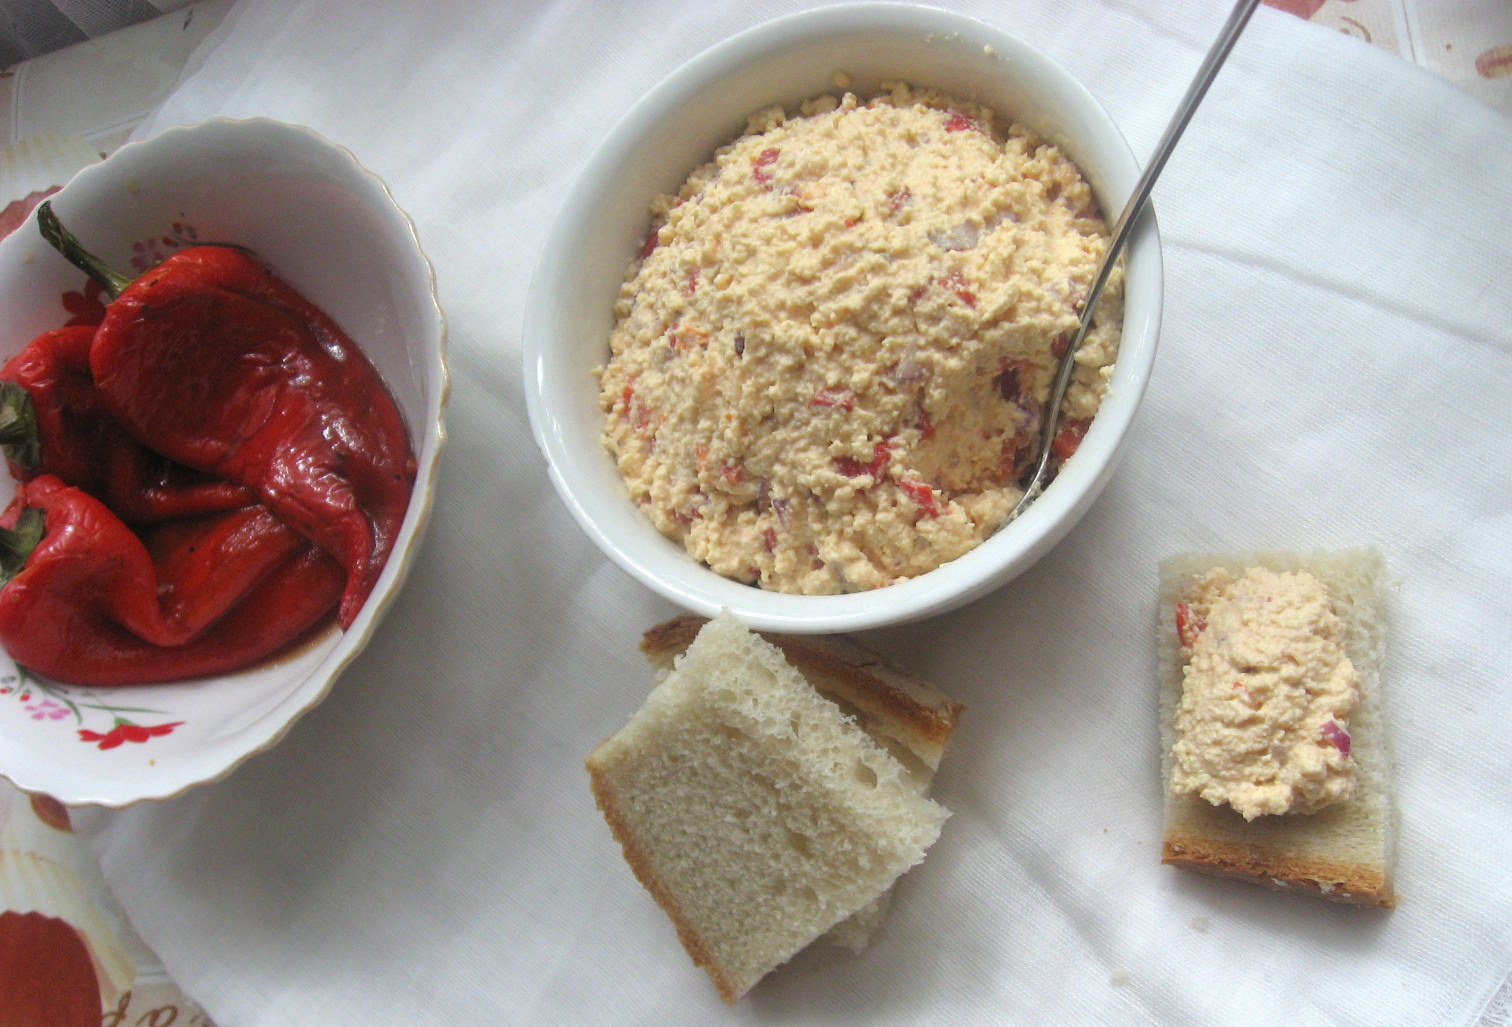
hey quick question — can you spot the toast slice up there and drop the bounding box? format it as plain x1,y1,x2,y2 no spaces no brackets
640,613,964,950
589,611,960,1001
639,613,963,777
1157,549,1396,907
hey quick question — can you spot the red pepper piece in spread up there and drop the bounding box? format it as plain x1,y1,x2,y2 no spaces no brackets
899,478,942,517
40,203,415,629
0,475,342,686
0,325,254,522
752,148,780,184
834,440,893,479
811,386,856,410
1051,418,1091,462
997,430,1034,484
1320,719,1352,757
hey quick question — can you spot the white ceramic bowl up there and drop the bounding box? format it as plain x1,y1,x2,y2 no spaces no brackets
525,3,1160,635
0,119,448,806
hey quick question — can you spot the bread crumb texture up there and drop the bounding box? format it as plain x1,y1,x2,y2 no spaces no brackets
588,611,950,1000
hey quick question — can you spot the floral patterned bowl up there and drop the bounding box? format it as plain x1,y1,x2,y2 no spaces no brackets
0,119,448,806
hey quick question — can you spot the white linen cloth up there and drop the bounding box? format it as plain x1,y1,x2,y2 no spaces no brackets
71,1,1512,1023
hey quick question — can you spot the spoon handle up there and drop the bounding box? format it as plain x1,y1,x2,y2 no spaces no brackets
1012,0,1262,518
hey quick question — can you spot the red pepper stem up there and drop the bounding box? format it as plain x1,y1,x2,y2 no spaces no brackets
0,382,40,472
0,507,43,587
36,201,133,300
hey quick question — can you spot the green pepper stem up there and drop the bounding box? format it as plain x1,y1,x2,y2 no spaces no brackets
37,201,133,300
0,382,40,473
0,507,44,588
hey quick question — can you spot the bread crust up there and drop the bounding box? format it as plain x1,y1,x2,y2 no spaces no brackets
586,761,742,1002
1161,835,1390,906
641,614,964,769
1158,549,1397,908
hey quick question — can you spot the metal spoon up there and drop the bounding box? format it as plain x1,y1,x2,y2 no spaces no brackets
1010,0,1261,519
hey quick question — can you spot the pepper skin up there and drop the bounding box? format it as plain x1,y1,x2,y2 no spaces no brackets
0,475,342,686
89,246,416,628
0,325,254,522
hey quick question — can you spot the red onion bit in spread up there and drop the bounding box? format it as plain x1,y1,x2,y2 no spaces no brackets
996,359,1037,407
756,477,790,527
890,351,927,386
916,409,935,440
1321,720,1352,757
928,222,982,252
943,110,980,133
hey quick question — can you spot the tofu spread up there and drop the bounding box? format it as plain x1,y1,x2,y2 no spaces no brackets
1171,567,1360,820
599,82,1122,593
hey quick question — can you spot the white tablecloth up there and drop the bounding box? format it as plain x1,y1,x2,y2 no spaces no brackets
74,1,1512,1023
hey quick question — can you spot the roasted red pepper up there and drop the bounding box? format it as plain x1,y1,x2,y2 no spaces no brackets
0,475,342,686
0,325,254,522
41,203,415,628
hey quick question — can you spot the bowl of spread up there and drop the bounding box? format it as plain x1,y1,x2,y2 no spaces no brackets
0,118,448,805
525,3,1160,634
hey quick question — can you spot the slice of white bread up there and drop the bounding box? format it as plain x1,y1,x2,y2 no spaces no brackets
639,613,964,951
638,613,963,779
588,611,961,1002
1157,548,1396,907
